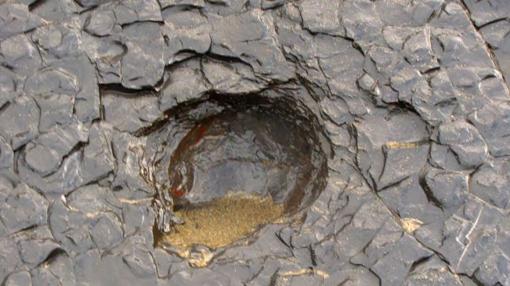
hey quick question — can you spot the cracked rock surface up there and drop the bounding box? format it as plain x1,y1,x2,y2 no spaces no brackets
1,0,510,285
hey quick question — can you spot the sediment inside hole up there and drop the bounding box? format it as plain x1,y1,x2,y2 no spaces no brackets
146,93,329,250
162,193,284,249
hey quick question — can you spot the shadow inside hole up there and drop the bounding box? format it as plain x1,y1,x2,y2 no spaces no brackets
147,93,329,250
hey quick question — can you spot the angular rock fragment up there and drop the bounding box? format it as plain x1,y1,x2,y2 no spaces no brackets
209,10,294,81
403,28,438,72
19,124,113,196
404,256,463,286
85,9,116,37
121,22,165,89
0,4,43,40
0,34,42,77
15,226,60,267
0,67,16,108
0,236,23,283
81,34,125,84
31,23,83,60
159,59,210,111
202,57,265,94
113,0,162,25
25,55,100,124
475,251,510,286
425,168,468,215
379,176,443,225
161,8,211,65
103,90,161,133
469,103,510,157
315,35,365,108
355,110,429,189
73,243,157,285
0,183,48,235
0,96,39,150
0,136,13,171
471,159,510,209
437,120,488,168
438,200,501,275
463,0,510,27
319,97,351,126
159,0,205,9
49,185,124,253
3,271,32,286
111,132,153,198
33,94,74,132
299,0,343,35
24,121,88,176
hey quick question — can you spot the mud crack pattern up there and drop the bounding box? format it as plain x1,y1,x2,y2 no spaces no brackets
0,0,510,285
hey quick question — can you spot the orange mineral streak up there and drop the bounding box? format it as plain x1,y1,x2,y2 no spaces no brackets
170,187,186,198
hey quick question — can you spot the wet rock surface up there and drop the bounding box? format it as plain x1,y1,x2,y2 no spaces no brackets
0,0,509,285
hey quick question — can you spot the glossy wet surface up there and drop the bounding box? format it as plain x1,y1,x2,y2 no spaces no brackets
159,98,327,249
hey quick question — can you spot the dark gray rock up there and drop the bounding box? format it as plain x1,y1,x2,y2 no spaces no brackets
0,4,43,40
161,8,211,65
49,184,124,253
475,251,510,286
159,59,210,111
121,22,165,89
404,256,463,286
81,34,125,84
103,91,161,133
74,248,157,286
0,236,23,283
378,176,443,225
159,0,205,9
30,251,76,286
299,0,343,36
0,135,13,171
19,124,112,196
0,67,16,108
31,23,83,61
412,70,457,126
0,34,42,77
111,132,153,198
471,159,510,209
34,94,75,132
0,183,48,235
114,0,162,25
355,110,429,189
438,120,488,168
463,0,510,27
319,97,352,126
209,10,295,81
0,95,39,150
75,0,113,9
24,121,88,176
202,57,265,94
24,55,100,124
4,271,32,286
438,199,502,275
469,103,510,157
402,28,438,72
15,226,61,267
425,168,468,215
85,8,116,37
0,0,509,284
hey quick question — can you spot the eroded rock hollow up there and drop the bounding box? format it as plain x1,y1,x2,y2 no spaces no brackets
1,0,510,285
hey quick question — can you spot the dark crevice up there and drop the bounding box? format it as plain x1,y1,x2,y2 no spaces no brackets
34,248,67,269
418,167,444,210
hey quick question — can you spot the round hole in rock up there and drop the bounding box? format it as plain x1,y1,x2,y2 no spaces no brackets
147,93,329,250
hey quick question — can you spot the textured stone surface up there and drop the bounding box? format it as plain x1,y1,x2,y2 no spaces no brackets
0,1,509,285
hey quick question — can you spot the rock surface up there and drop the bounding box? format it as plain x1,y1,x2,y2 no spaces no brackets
0,0,509,285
